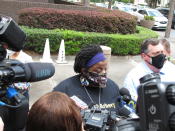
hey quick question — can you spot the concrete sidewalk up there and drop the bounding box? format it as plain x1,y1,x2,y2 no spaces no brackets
29,30,175,106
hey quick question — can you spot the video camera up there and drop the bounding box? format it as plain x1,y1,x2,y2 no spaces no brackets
112,73,175,131
0,15,55,131
81,108,118,131
137,73,175,131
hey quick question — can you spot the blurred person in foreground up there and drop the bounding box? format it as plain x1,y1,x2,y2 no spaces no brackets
26,92,83,131
159,38,171,57
123,38,175,101
53,44,120,112
7,50,33,98
159,38,175,64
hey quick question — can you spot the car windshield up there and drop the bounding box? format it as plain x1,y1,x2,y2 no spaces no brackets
147,10,164,17
120,6,133,13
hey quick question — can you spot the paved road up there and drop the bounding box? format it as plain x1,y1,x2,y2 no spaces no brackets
29,29,175,106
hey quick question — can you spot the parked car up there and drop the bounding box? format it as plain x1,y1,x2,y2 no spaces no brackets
112,5,139,17
157,8,175,29
95,3,108,8
136,8,168,30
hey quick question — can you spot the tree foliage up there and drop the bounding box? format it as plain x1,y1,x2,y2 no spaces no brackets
90,0,105,3
145,0,161,8
117,0,134,3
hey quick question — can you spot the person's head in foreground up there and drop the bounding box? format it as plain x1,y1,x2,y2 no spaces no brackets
141,38,167,72
74,44,108,88
26,92,83,131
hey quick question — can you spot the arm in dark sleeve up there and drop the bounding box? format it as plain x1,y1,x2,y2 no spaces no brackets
52,80,67,94
108,79,121,114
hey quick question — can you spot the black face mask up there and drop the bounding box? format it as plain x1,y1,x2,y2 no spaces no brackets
81,71,107,88
149,54,166,69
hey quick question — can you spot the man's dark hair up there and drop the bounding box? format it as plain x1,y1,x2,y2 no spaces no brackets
74,44,103,73
141,38,159,54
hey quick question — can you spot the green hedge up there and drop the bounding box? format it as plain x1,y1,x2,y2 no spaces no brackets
21,26,158,55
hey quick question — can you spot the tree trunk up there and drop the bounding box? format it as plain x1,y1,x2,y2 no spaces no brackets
165,0,175,38
82,0,90,7
108,0,112,9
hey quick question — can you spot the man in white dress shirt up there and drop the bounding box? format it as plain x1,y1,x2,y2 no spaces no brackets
123,38,175,101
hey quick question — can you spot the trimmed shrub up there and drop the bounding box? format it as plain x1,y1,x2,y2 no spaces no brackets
18,7,137,34
144,16,154,21
21,26,158,55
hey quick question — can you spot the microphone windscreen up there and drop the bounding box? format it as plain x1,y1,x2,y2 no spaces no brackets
24,62,55,82
120,88,131,97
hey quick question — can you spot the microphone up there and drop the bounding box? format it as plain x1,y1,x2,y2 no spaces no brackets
119,106,139,119
119,88,136,110
0,60,55,83
23,62,55,82
118,88,138,118
119,87,132,104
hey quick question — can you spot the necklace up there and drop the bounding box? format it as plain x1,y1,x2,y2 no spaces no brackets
83,86,101,108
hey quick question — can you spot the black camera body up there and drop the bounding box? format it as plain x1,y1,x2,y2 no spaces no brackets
0,15,55,131
81,108,117,131
111,73,175,131
137,73,175,131
0,15,26,52
0,15,28,131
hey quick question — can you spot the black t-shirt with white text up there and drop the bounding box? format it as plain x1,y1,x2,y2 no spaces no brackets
53,75,120,113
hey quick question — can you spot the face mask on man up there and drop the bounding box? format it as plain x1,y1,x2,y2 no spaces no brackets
81,71,107,88
148,54,167,69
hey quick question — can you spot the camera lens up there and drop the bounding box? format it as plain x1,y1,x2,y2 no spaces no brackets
169,112,175,131
139,73,160,84
113,118,140,131
166,85,175,105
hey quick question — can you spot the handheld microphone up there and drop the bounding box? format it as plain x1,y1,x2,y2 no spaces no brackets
119,87,132,103
119,105,139,119
118,99,138,118
119,88,136,110
118,88,138,118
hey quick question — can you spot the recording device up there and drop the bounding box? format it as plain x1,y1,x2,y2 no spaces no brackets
0,59,55,84
137,73,175,131
80,86,140,131
81,108,118,131
112,118,140,131
119,88,132,104
118,88,138,119
0,15,55,131
112,73,175,131
0,15,26,51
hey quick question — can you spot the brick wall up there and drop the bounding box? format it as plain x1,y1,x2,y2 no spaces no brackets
3,0,49,3
0,0,96,22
